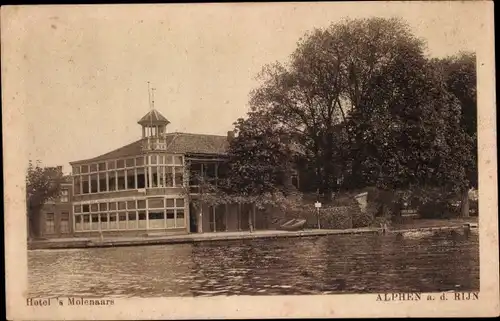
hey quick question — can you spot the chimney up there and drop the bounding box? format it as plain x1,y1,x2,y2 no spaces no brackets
227,130,235,143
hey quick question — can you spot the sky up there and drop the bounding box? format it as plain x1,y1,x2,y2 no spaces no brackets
5,2,488,173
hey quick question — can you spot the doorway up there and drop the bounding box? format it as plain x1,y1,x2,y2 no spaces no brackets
189,202,198,233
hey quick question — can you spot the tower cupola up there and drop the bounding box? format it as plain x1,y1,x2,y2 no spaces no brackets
139,84,170,151
138,109,170,138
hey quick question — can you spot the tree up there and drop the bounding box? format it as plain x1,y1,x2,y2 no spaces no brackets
247,17,475,219
26,161,64,239
431,52,477,217
249,17,427,201
224,110,295,196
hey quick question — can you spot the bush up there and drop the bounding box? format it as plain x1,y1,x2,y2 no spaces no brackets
320,206,353,229
418,200,461,219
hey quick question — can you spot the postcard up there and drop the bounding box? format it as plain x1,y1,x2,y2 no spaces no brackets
3,2,498,319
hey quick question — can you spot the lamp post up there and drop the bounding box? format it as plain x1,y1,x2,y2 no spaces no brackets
315,201,322,229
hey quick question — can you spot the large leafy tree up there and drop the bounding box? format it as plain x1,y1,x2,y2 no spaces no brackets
246,17,475,218
249,17,427,201
430,52,477,216
26,161,64,239
224,110,295,196
347,50,472,216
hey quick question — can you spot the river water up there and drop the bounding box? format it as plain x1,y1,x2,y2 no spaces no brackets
28,231,479,297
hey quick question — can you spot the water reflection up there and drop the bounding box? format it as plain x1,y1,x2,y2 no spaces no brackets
29,232,479,297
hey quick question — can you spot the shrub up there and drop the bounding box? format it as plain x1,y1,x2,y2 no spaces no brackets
320,206,352,229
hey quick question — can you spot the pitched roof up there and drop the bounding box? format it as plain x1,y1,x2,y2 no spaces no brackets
137,109,170,125
70,132,229,164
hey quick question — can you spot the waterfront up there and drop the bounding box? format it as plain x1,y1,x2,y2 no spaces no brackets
28,231,479,297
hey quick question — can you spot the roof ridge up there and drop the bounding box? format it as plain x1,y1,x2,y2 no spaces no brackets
70,138,143,164
165,132,226,137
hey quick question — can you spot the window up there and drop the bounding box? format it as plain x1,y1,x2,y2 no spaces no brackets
126,158,135,167
82,176,89,194
75,215,82,231
60,189,69,202
137,200,146,209
60,212,70,233
74,205,82,213
90,174,98,193
128,211,137,223
166,209,175,228
74,177,81,195
108,160,116,170
151,167,158,187
117,170,126,190
98,162,106,171
137,211,146,229
174,167,184,187
117,159,125,169
148,210,165,229
109,213,118,229
91,214,99,230
204,163,216,183
99,173,107,192
165,198,186,229
137,168,146,188
127,169,135,189
166,167,174,187
109,202,117,210
189,163,202,186
100,213,108,230
217,163,229,181
83,214,90,230
118,202,126,210
176,209,185,228
90,164,98,172
136,156,144,166
81,165,89,174
91,203,98,212
73,166,80,174
148,198,164,208
108,172,116,191
45,213,55,234
99,203,107,212
119,213,127,229
127,201,136,209
151,155,157,165
82,204,90,213
174,155,183,165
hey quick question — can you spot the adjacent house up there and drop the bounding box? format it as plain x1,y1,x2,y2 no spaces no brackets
39,172,73,238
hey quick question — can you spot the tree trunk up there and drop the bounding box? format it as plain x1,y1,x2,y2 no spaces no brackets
460,189,470,218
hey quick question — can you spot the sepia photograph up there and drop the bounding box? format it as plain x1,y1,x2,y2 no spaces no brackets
3,2,498,319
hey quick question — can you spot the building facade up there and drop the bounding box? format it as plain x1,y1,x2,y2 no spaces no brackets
68,109,264,237
40,173,74,238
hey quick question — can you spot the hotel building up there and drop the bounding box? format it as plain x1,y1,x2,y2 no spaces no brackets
68,109,267,237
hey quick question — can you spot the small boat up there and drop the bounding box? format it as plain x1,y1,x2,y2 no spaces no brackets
280,219,307,231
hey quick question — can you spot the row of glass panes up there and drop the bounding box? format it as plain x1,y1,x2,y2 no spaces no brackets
73,166,185,194
74,198,185,214
72,154,183,174
74,209,185,231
